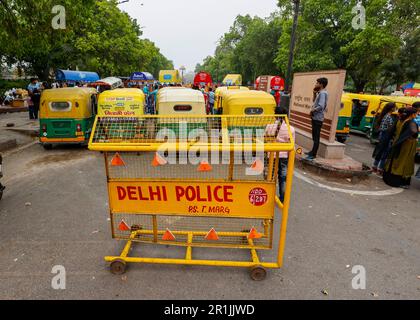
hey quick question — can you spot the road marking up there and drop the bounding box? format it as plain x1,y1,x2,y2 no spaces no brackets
294,171,404,196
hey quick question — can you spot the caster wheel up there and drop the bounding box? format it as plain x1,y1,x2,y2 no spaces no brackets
110,259,127,275
250,266,267,281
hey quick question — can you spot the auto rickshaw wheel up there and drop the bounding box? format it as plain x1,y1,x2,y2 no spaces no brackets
250,266,267,281
110,259,127,275
43,144,53,150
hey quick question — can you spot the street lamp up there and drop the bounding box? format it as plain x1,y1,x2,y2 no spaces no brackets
280,0,300,111
179,65,186,84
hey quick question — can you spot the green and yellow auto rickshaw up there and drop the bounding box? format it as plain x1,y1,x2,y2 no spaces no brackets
39,87,98,149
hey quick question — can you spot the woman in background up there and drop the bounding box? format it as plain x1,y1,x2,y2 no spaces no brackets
383,108,419,188
372,102,396,175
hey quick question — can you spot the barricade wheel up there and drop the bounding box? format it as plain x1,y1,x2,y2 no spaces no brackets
110,259,127,275
250,266,267,281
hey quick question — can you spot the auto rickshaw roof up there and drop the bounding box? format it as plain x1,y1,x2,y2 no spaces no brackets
223,90,276,105
158,88,205,103
99,88,145,98
41,87,97,100
55,69,100,82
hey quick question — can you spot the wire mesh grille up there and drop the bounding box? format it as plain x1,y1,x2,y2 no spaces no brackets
90,115,293,147
106,151,278,181
112,213,273,249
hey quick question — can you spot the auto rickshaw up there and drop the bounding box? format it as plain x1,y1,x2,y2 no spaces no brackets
96,88,146,141
39,87,98,149
221,90,276,136
159,70,182,84
335,93,353,143
156,87,207,134
222,74,242,86
214,86,250,114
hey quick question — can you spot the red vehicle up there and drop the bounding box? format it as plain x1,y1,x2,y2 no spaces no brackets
194,71,213,87
255,75,285,92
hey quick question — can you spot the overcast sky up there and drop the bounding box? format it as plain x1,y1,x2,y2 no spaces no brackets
119,0,279,72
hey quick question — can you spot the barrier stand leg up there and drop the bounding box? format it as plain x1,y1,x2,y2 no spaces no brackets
277,149,296,268
248,238,266,281
152,215,158,243
109,230,139,275
185,233,193,261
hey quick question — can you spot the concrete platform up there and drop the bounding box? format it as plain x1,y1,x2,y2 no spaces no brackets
295,128,345,159
296,145,371,181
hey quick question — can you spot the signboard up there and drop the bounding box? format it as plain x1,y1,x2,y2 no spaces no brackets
98,96,143,116
289,70,346,143
108,181,275,219
256,76,285,92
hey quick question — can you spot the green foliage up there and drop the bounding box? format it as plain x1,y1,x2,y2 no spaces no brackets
196,14,283,84
275,0,419,92
0,0,173,80
198,0,419,92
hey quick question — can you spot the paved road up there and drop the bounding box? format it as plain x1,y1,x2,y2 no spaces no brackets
0,133,419,300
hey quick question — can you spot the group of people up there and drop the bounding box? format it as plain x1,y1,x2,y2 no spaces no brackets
191,84,217,115
372,101,420,188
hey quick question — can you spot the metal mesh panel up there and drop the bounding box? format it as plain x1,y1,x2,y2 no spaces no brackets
106,151,277,182
90,115,290,146
112,213,273,249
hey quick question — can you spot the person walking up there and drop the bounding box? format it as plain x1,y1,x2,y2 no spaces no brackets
383,108,419,188
150,84,159,115
305,78,329,160
372,102,396,175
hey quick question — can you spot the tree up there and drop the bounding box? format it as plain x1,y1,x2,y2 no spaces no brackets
0,0,173,80
275,0,419,92
196,14,283,84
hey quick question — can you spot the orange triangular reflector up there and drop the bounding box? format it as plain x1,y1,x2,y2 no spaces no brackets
162,229,176,241
251,159,264,172
111,153,125,167
118,220,130,231
152,152,168,167
248,227,263,239
198,161,212,172
205,228,219,241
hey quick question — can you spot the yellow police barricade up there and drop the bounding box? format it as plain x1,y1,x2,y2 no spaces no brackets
88,115,295,280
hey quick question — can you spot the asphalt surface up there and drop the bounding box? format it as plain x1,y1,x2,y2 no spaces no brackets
0,132,419,300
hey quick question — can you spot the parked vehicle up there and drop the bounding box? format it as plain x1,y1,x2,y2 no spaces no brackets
39,87,98,149
214,86,249,114
156,87,207,134
222,74,242,86
159,70,182,84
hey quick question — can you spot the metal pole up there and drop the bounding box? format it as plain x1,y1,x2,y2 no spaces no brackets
284,0,300,93
280,0,300,112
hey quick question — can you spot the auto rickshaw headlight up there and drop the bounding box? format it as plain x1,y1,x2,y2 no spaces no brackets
76,124,82,132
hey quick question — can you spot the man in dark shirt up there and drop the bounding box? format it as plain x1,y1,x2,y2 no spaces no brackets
305,77,329,160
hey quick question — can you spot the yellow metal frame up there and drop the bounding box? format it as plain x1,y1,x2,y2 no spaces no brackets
90,115,296,275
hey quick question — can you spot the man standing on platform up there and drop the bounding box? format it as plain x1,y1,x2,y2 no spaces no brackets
305,78,329,160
